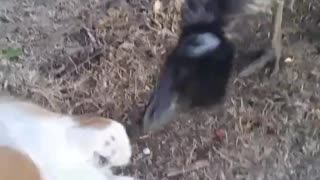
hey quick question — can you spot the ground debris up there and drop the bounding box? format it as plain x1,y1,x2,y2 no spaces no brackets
166,160,210,177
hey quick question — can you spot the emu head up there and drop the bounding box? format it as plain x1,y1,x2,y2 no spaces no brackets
142,22,235,132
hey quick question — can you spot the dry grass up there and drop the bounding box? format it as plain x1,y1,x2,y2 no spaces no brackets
1,0,320,179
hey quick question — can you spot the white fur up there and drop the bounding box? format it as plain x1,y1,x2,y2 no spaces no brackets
186,33,221,57
0,94,134,180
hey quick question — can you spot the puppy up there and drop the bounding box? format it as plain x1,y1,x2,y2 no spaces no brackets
0,93,134,180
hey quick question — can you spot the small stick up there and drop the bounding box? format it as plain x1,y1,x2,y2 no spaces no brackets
166,160,210,177
289,0,295,12
270,0,284,76
238,49,275,78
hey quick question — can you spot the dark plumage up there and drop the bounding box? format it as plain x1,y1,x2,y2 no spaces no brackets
142,0,287,132
166,21,235,107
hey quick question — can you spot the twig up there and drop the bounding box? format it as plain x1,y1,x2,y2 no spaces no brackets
270,0,284,76
166,160,210,177
64,47,105,77
238,49,275,78
289,0,295,12
212,146,235,166
29,88,59,113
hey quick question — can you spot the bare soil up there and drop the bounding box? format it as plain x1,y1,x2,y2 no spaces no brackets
0,0,320,179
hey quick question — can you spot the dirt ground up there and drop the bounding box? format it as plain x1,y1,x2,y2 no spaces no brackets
1,0,320,179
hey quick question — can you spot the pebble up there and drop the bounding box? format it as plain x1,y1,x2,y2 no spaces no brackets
153,0,162,14
143,147,151,155
285,57,294,63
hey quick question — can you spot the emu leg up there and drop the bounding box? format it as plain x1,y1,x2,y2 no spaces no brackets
237,0,297,78
238,0,284,78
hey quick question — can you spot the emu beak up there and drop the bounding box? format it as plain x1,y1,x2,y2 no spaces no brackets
142,68,178,132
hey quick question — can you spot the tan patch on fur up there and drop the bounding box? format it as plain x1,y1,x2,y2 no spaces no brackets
74,116,113,129
0,146,42,180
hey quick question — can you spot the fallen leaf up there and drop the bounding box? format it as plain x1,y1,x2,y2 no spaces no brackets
214,129,226,141
0,47,23,60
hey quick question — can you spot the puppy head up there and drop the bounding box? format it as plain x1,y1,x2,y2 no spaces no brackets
74,117,132,168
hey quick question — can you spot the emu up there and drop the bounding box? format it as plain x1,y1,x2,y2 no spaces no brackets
142,0,295,132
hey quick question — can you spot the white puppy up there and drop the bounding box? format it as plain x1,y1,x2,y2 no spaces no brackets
0,93,134,180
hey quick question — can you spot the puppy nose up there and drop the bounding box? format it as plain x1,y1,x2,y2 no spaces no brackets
94,152,109,166
99,155,108,165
